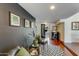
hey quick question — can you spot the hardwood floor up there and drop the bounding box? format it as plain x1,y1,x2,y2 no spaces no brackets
59,42,77,56
64,48,73,56
65,43,79,56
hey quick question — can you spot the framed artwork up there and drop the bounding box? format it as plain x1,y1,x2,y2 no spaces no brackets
9,12,20,27
72,22,79,30
24,19,30,27
41,24,45,38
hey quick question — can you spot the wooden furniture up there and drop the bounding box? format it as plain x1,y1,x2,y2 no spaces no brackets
29,46,39,56
29,43,40,56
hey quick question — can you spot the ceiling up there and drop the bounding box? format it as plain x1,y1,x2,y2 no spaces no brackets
19,3,79,23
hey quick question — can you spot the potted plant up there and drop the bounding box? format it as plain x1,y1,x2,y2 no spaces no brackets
32,35,41,47
35,35,41,43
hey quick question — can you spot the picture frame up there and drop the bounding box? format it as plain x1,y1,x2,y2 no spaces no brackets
41,24,45,38
9,12,20,27
72,22,79,30
24,19,30,27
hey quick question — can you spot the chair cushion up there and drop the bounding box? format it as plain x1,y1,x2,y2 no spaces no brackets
16,47,30,56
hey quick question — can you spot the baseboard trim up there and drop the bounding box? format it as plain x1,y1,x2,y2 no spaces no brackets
71,42,79,44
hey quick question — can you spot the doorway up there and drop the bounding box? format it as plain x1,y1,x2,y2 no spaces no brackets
56,22,64,43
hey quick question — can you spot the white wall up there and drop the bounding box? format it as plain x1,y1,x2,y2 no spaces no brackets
60,12,79,43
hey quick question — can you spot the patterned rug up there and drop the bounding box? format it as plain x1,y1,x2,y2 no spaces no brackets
39,42,66,56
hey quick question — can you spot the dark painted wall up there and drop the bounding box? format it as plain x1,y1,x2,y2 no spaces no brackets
0,3,35,52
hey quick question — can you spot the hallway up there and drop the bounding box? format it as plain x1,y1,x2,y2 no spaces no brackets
39,38,66,56
0,3,79,56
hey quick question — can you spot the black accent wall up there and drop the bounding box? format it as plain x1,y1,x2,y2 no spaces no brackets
0,3,35,52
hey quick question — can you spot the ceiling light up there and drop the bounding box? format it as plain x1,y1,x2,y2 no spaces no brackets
50,5,55,10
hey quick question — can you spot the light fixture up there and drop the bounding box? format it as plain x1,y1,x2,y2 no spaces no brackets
50,5,55,10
